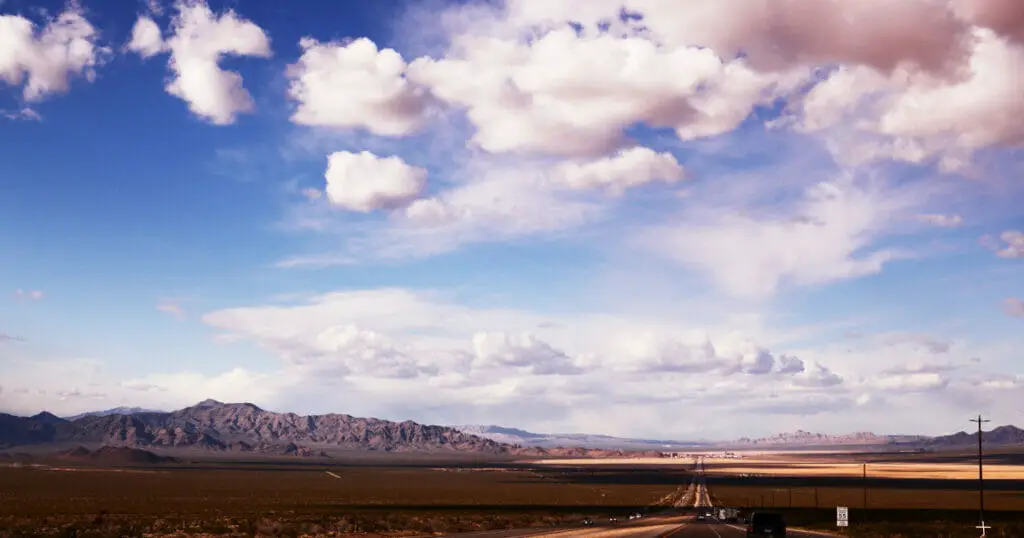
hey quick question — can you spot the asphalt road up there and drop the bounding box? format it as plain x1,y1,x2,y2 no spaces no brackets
448,457,837,538
449,516,836,538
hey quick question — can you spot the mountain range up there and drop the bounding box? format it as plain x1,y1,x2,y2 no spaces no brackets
65,406,164,421
453,425,711,450
0,399,506,455
1,401,1021,456
731,430,932,447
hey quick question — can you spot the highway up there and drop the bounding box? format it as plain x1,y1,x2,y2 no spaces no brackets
449,457,837,538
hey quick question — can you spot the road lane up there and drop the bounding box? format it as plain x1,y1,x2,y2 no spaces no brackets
443,514,691,538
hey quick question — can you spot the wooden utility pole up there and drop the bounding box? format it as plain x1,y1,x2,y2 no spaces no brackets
971,415,991,536
862,462,868,521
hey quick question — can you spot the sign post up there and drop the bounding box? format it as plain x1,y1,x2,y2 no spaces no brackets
836,506,849,528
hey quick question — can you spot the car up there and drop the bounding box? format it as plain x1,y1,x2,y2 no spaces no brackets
696,513,706,521
746,511,787,537
582,517,594,526
609,516,618,524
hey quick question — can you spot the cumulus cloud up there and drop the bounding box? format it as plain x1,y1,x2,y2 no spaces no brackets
2,285,1015,436
0,6,108,102
407,27,798,157
491,0,971,75
955,0,1024,45
1003,298,1024,318
287,37,432,136
553,147,685,195
129,1,272,124
793,28,1024,168
200,288,822,390
992,230,1024,258
323,151,427,212
791,363,843,388
472,332,585,375
125,16,164,58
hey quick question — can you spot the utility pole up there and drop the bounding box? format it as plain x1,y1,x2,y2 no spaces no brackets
862,462,868,521
971,415,991,536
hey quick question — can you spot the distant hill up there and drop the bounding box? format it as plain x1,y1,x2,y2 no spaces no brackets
928,425,1024,447
65,406,164,421
453,425,706,450
0,399,507,455
57,445,177,464
732,430,930,447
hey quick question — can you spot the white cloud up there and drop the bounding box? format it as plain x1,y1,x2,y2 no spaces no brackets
553,146,685,195
1,107,41,121
156,300,185,320
2,286,1018,436
0,6,108,102
341,161,602,260
407,27,802,157
868,371,950,392
791,363,843,388
300,187,323,201
916,213,964,228
638,175,918,299
323,151,427,212
792,29,1024,168
1003,298,1024,318
13,289,43,301
125,16,164,58
287,37,432,136
491,0,970,76
199,288,815,389
993,230,1024,258
130,1,272,124
954,0,1024,45
472,332,585,375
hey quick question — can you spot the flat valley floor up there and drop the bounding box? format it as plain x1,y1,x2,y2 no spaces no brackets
2,451,1024,537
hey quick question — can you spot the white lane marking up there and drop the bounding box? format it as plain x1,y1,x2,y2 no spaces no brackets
724,524,838,537
324,471,341,479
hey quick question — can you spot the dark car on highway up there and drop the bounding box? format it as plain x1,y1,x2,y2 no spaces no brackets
746,511,786,537
582,517,594,526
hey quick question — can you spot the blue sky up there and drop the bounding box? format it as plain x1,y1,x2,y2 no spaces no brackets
1,0,1023,439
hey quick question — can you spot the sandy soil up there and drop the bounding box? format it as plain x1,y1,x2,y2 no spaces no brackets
526,457,1024,479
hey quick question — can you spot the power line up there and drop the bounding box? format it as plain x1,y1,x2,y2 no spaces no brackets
970,415,991,537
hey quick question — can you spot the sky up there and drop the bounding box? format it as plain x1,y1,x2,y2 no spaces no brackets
1,0,1023,440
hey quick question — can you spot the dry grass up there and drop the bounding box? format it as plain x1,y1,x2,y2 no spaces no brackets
708,484,1024,511
0,462,683,537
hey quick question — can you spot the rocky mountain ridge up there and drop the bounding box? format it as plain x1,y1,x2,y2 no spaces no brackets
928,425,1024,447
65,406,164,421
0,399,506,454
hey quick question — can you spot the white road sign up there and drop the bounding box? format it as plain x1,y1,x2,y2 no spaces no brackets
837,506,849,527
